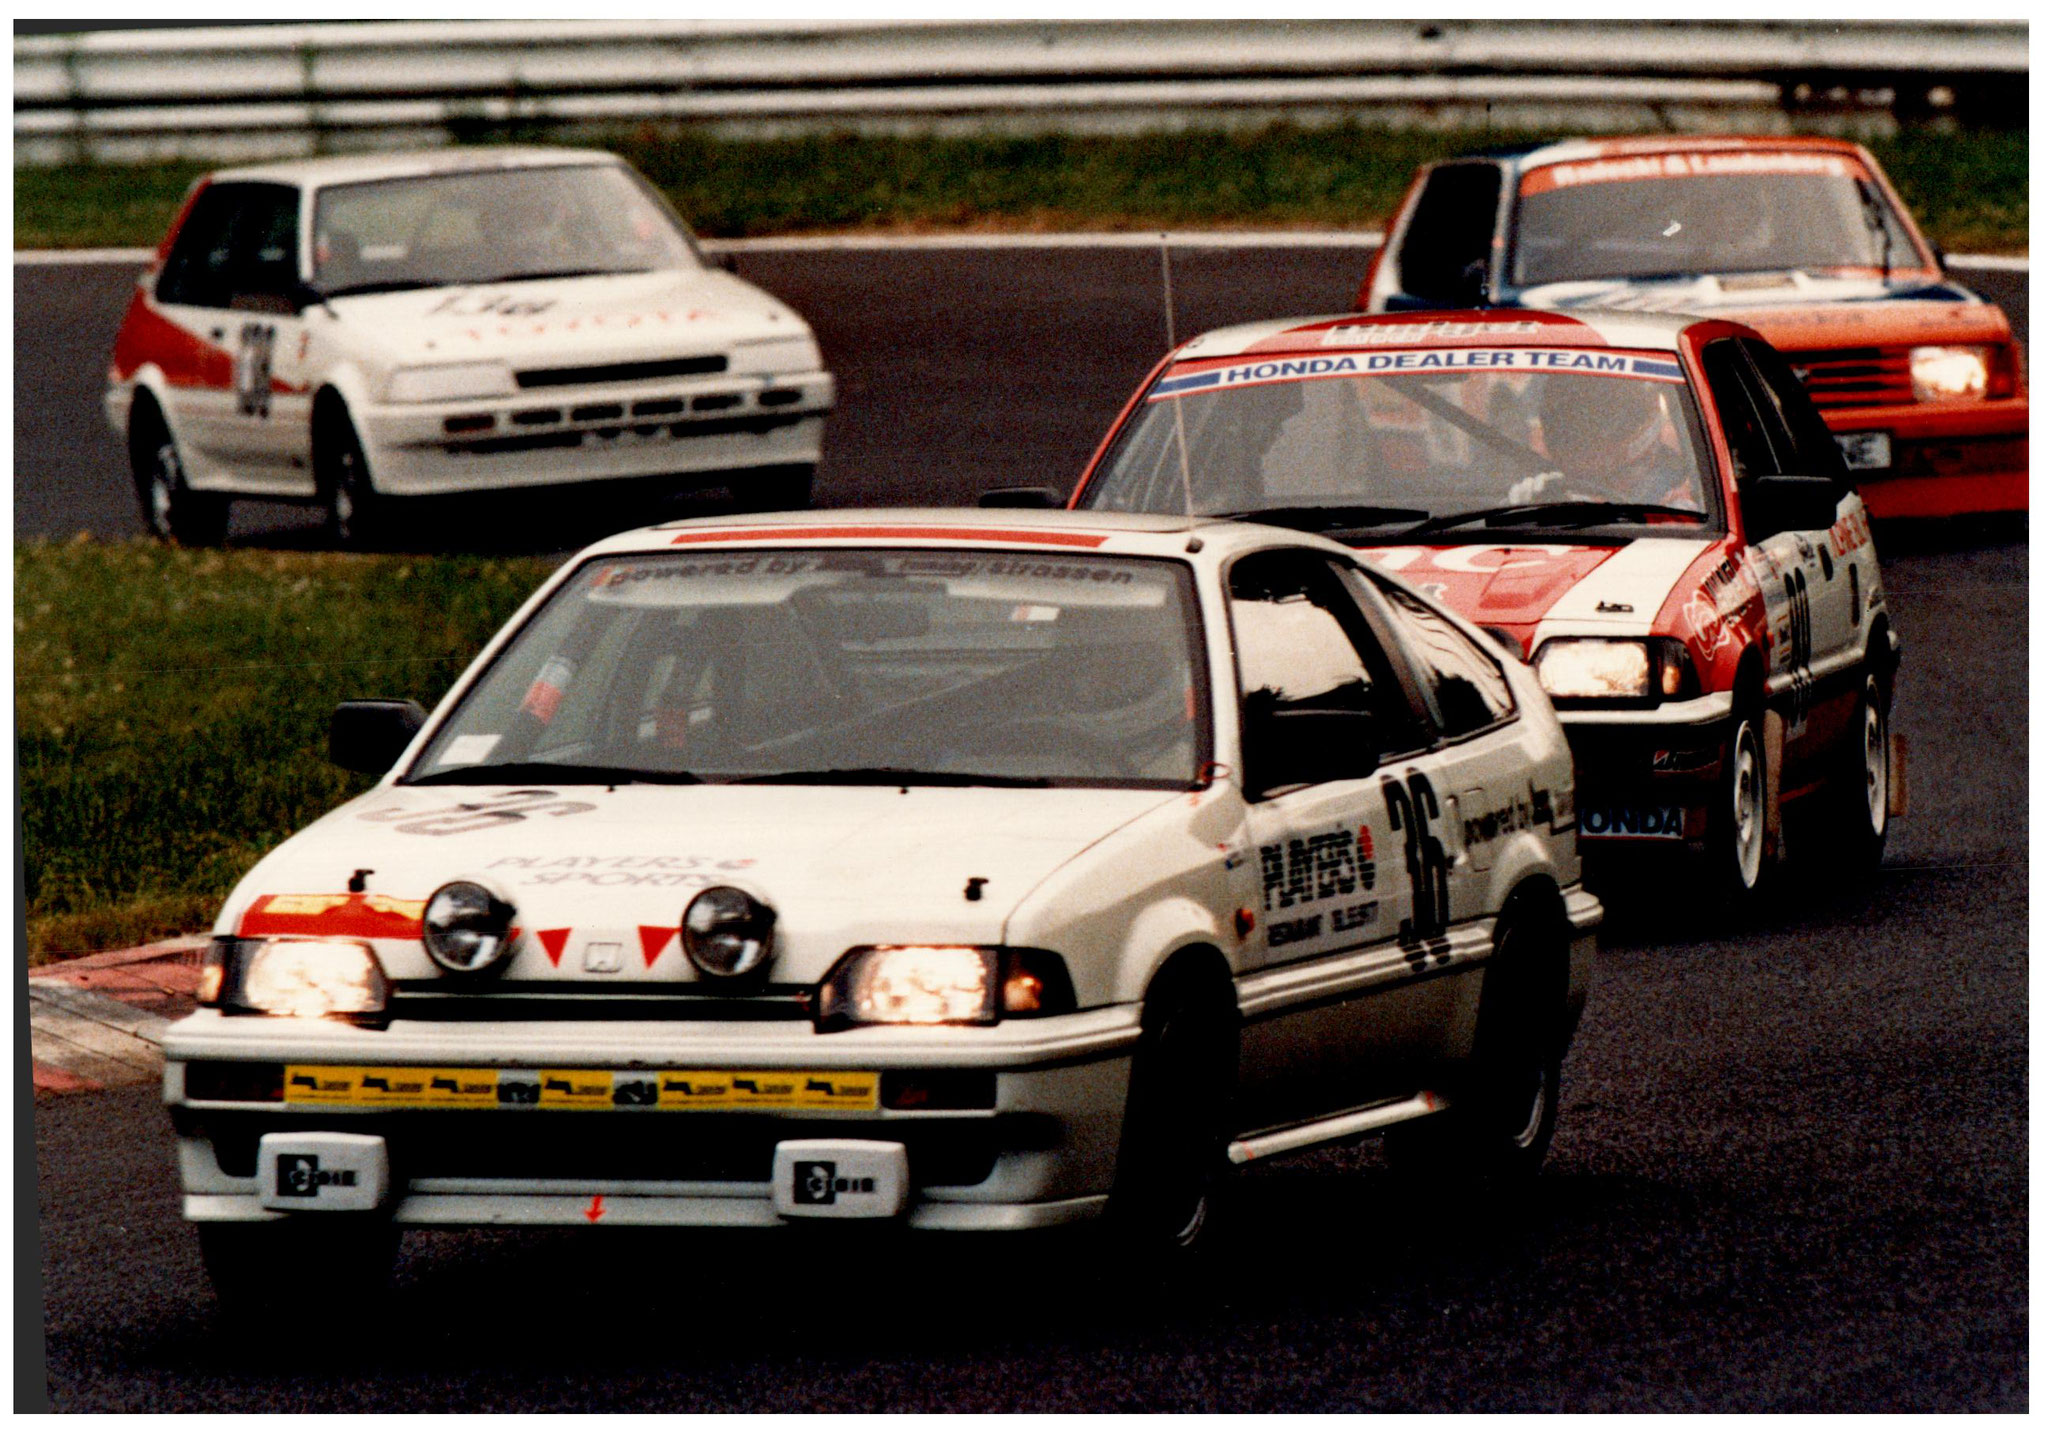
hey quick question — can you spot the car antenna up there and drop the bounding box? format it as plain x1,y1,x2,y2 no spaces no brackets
1160,233,1196,518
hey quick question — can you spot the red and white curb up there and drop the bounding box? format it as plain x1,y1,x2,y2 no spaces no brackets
29,936,208,1096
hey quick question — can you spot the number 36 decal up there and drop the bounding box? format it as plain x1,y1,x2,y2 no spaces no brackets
1381,771,1449,947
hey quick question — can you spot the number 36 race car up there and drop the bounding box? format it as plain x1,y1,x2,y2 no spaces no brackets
165,510,1598,1310
1072,308,1903,906
104,147,834,546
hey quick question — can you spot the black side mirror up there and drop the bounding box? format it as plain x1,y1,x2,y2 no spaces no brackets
1744,474,1842,540
1242,706,1378,798
331,699,428,774
978,486,1066,509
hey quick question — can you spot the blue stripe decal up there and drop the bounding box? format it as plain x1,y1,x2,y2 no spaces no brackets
1630,359,1684,379
1153,370,1222,397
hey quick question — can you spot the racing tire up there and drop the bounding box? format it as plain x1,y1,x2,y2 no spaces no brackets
1104,966,1237,1262
1384,899,1563,1188
1708,701,1776,915
746,464,816,514
197,1219,399,1327
316,409,386,550
131,403,228,547
1818,666,1892,881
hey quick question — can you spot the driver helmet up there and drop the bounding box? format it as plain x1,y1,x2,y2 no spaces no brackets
1537,379,1671,494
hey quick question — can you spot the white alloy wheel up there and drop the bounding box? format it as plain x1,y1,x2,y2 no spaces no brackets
1729,716,1766,891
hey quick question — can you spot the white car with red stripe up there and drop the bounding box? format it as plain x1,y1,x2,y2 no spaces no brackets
1072,307,1901,906
104,147,832,546
162,509,1597,1310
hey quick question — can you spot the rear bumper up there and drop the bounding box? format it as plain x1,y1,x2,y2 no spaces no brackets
163,1006,1137,1231
1821,397,2027,518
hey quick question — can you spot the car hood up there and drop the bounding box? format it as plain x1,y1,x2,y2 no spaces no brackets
1357,536,1714,654
216,782,1182,984
327,268,817,370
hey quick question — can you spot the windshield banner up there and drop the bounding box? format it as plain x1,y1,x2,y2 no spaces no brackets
1520,150,1861,196
1149,348,1685,401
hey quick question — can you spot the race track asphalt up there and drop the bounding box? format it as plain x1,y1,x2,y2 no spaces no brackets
18,245,2029,1411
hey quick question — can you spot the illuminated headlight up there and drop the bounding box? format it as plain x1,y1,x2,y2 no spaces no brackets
1535,638,1651,699
422,880,517,974
1909,346,1990,402
385,361,517,404
681,886,776,978
231,939,388,1018
815,946,1075,1029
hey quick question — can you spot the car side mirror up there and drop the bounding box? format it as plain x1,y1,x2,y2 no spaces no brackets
330,699,427,774
1743,473,1842,540
1241,705,1378,798
977,486,1065,509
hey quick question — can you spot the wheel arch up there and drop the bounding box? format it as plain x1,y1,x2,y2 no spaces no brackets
1475,875,1574,1058
310,382,380,494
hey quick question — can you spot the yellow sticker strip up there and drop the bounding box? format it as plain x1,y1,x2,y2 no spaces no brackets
284,1065,879,1111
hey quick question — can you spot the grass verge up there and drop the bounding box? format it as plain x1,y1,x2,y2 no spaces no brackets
17,539,556,964
12,122,2027,253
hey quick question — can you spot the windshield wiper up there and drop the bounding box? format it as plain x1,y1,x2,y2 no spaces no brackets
1210,504,1430,534
1400,501,1706,538
729,767,1053,788
406,760,701,787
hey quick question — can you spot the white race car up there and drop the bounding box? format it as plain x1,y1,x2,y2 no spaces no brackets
104,147,834,545
164,510,1599,1310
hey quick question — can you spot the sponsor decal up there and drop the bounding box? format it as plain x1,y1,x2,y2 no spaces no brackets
1521,150,1856,195
1461,783,1556,849
1579,804,1687,839
1149,348,1684,402
233,322,276,418
238,891,425,941
1826,507,1873,559
355,790,599,836
792,1160,877,1206
1258,825,1377,913
1318,319,1548,347
483,853,755,890
426,290,559,318
273,1153,355,1198
439,733,502,766
521,655,576,724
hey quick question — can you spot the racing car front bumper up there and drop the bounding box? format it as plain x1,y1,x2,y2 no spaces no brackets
1822,396,2027,519
355,369,834,498
1558,691,1734,847
162,1005,1140,1232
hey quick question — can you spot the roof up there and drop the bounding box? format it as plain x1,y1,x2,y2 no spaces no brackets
1461,134,1873,173
1171,307,1714,362
204,145,623,190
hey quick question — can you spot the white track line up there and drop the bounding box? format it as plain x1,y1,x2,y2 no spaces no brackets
13,236,2026,268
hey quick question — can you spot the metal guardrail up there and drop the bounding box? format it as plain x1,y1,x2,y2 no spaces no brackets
15,19,2029,166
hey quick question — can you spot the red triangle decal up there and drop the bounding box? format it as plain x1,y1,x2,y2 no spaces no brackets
536,928,572,967
638,925,676,968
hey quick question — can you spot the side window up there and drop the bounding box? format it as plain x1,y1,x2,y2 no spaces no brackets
1228,551,1416,796
1395,163,1502,306
155,188,242,309
1370,581,1516,740
224,186,302,313
1740,337,1850,488
1699,338,1786,484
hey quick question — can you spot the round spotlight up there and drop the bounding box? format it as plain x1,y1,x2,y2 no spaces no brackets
681,886,775,978
422,880,516,974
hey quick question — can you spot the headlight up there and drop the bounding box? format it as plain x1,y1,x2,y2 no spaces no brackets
815,946,1074,1029
1909,345,1990,402
385,361,517,404
1535,638,1651,699
681,886,775,978
422,880,517,974
225,939,389,1018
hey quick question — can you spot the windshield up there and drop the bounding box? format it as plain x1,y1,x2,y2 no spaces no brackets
1083,344,1722,540
311,164,699,294
1512,152,1922,286
408,547,1207,789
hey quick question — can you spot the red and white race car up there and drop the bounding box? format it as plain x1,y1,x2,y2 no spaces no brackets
1355,136,2025,520
104,147,834,546
1068,308,1903,907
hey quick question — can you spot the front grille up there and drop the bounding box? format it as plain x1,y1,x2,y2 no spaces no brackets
385,980,813,1023
443,411,807,457
1785,348,1914,409
516,355,728,389
191,1110,1007,1188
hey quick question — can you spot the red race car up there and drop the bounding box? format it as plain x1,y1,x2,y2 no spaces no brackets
1067,307,1902,910
1355,136,2025,520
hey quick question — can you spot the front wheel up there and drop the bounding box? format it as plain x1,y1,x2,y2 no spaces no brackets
317,410,385,549
1709,705,1775,913
1104,969,1236,1259
131,405,227,546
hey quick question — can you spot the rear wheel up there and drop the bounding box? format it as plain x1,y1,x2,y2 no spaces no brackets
198,1220,398,1326
1105,966,1236,1259
130,402,227,546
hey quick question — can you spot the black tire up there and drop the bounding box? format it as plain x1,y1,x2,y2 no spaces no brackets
130,402,228,546
1386,898,1563,1186
197,1219,398,1325
316,407,385,549
1708,699,1775,913
745,464,816,513
1104,966,1236,1259
1819,665,1892,879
